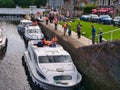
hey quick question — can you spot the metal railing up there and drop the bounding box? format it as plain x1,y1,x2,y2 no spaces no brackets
0,16,24,21
88,28,120,44
0,8,45,15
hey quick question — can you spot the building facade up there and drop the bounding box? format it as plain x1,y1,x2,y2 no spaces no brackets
48,0,64,7
113,0,120,16
98,0,114,7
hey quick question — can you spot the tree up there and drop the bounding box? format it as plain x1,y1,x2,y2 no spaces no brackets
0,0,47,8
0,0,16,8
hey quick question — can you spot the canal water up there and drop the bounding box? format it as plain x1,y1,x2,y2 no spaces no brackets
0,22,30,90
0,22,84,90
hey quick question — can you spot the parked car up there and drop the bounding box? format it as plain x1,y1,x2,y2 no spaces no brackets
87,14,99,22
98,15,112,24
113,16,120,26
80,15,90,21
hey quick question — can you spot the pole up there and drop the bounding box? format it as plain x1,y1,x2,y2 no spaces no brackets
110,31,113,41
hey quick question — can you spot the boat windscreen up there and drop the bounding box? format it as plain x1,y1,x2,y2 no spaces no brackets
22,22,32,26
54,75,72,80
39,55,72,63
27,29,40,33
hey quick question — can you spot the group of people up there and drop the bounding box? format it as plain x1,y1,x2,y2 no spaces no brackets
63,22,82,38
45,14,58,30
62,22,103,44
45,13,103,45
91,25,103,44
37,36,58,47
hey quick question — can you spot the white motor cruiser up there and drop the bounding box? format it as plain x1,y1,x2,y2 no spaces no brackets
17,19,32,35
24,25,44,43
22,40,82,90
0,28,7,51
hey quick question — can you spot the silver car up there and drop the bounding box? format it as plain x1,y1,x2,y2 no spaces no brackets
113,16,120,26
88,14,99,22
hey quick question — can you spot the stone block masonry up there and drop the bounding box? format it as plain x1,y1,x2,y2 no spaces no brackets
39,22,120,90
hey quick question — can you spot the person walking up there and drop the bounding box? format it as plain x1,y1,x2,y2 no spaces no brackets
98,28,102,43
91,25,96,44
54,15,58,30
77,22,82,38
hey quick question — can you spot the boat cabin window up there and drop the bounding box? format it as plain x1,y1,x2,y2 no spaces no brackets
21,22,32,26
39,55,72,63
27,29,40,33
54,75,72,80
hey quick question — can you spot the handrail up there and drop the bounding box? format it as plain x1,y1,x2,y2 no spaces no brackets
96,28,120,36
88,28,120,44
96,28,120,41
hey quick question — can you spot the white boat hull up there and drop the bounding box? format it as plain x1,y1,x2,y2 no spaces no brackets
0,35,7,51
23,51,81,90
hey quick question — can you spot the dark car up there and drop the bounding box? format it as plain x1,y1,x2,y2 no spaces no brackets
98,15,112,24
113,16,120,26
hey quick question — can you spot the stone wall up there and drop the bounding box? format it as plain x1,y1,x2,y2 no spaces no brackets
39,22,120,90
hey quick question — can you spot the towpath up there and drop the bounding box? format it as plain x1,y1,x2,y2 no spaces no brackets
41,21,92,46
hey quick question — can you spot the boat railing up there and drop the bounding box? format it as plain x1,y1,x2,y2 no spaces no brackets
30,40,63,49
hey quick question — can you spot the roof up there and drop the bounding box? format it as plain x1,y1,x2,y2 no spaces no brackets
26,25,40,30
29,40,70,56
34,46,70,56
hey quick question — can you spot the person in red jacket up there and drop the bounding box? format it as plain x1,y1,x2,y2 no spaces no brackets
45,16,49,25
51,36,57,47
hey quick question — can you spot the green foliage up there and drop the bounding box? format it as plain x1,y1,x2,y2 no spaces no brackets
17,0,31,8
0,0,47,8
59,20,119,41
0,0,16,8
83,5,96,14
14,0,47,8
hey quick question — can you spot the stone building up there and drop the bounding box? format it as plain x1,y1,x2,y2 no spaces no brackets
98,0,114,7
113,0,120,16
48,0,64,8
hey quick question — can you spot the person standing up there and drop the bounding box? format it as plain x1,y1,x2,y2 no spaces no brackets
45,15,49,25
98,28,102,43
91,25,96,44
63,22,67,35
77,22,82,38
49,14,53,23
54,15,58,30
67,23,72,36
40,12,42,19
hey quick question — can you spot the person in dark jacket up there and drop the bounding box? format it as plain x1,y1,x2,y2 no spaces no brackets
98,28,102,43
77,22,82,38
91,25,96,44
67,23,72,36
